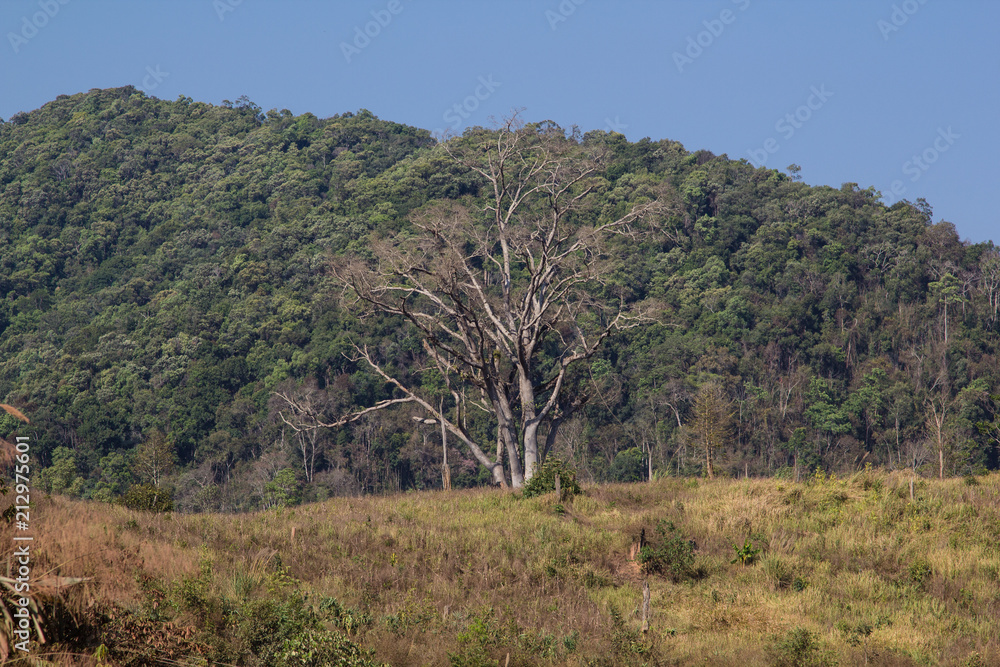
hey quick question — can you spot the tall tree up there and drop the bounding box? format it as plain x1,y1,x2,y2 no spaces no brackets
333,115,667,486
691,382,733,479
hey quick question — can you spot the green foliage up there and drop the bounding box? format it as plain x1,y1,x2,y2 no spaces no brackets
36,446,85,497
768,627,835,667
732,539,761,566
319,597,372,636
637,520,697,582
120,483,174,512
275,629,384,667
265,468,302,508
608,447,646,483
607,605,649,658
907,558,933,588
521,458,581,499
223,592,382,667
448,609,559,667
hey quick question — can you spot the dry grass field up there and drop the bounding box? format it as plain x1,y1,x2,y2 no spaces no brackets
3,469,999,665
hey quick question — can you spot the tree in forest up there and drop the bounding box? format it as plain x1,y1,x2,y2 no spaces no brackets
804,378,851,464
271,378,337,484
928,273,964,344
332,114,668,487
132,430,174,488
691,382,733,479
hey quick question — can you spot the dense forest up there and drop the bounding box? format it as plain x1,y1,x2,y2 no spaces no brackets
1,86,998,512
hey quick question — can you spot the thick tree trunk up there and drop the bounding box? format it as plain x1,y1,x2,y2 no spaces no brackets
523,421,541,481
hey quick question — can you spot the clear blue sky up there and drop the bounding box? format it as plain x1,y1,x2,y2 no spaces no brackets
2,0,997,244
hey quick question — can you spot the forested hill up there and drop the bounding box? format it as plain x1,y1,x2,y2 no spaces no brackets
1,87,998,511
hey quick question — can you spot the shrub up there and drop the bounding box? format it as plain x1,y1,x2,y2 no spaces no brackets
521,458,581,499
606,606,653,658
120,484,174,512
768,627,834,667
637,520,696,582
275,629,385,667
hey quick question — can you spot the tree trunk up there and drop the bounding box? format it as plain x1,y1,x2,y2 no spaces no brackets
440,397,451,491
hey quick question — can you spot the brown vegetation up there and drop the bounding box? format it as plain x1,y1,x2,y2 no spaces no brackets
3,470,999,665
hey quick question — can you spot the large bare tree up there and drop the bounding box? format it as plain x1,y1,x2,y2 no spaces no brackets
332,115,669,487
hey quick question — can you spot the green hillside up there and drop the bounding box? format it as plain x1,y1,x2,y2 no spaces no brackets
1,87,998,510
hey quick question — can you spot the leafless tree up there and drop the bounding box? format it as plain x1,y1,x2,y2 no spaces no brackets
271,379,336,484
331,114,671,486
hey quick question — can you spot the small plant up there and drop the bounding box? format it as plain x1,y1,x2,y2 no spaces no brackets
907,558,933,588
731,539,761,566
637,520,697,582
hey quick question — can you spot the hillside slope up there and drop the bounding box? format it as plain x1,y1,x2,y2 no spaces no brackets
11,472,1000,665
0,88,998,509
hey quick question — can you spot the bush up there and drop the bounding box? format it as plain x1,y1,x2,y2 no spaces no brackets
768,627,834,667
275,629,385,667
120,484,174,512
637,520,696,582
521,458,581,499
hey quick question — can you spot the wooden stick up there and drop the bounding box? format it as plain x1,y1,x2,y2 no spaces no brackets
641,580,650,633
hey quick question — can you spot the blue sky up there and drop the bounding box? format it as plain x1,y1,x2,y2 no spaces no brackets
2,0,997,244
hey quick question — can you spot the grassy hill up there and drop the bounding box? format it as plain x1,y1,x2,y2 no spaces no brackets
8,470,999,665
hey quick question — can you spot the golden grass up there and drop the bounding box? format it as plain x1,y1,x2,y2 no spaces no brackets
6,470,1000,665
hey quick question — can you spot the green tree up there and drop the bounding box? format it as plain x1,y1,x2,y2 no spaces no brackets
264,468,301,508
805,378,851,463
928,273,964,344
